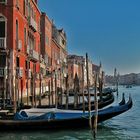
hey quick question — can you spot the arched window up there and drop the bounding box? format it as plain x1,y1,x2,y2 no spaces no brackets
16,20,18,41
0,16,6,37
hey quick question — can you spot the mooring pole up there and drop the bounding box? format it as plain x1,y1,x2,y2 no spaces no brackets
48,80,51,106
39,73,42,106
93,72,98,139
13,75,17,113
86,53,92,129
117,73,119,96
21,79,23,107
65,74,69,109
82,63,85,113
26,61,29,106
55,72,58,108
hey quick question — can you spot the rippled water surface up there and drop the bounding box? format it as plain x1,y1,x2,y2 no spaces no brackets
0,86,139,140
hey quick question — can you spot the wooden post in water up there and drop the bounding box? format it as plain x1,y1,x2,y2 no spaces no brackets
60,69,63,106
86,53,92,129
74,73,80,109
117,73,119,96
34,80,37,107
31,73,35,108
26,61,29,106
82,63,85,113
13,75,17,113
48,80,51,106
3,75,6,109
65,74,69,109
20,79,23,107
16,77,19,109
51,73,54,105
39,73,42,106
17,78,19,108
55,72,58,108
93,72,98,139
99,71,104,100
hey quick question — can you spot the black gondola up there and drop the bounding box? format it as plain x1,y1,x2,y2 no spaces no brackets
0,96,132,130
35,93,114,110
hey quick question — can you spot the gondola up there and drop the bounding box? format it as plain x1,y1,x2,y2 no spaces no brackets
36,93,114,110
0,96,132,130
119,93,125,105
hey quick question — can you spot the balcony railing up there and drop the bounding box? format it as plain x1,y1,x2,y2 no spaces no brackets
29,49,39,61
16,67,23,78
0,67,7,77
0,37,6,49
29,17,37,32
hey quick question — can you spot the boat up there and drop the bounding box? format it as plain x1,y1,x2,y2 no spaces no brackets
0,96,132,130
36,92,114,110
126,85,132,88
119,93,125,105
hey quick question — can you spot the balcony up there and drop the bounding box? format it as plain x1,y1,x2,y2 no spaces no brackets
28,17,37,32
0,37,6,49
0,67,7,77
16,67,23,78
17,40,22,51
29,49,39,61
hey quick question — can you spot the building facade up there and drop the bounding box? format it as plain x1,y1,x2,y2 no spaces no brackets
0,0,41,107
67,55,85,91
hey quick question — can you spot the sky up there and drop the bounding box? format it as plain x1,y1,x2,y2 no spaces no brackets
38,0,140,75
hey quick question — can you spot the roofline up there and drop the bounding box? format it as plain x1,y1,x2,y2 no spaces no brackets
32,0,41,15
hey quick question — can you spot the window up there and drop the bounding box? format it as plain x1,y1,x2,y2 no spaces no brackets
24,28,26,45
24,0,26,15
25,60,27,69
16,57,19,67
16,20,18,40
0,0,6,4
0,21,5,37
62,39,65,45
0,55,6,67
16,20,18,48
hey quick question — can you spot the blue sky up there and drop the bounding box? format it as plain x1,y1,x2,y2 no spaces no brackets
38,0,140,75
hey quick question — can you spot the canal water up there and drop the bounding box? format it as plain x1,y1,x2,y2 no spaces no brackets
0,86,139,140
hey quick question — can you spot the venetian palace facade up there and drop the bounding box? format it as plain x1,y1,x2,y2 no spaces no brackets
0,0,67,107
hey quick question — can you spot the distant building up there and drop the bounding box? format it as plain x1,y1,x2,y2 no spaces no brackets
67,55,85,90
67,54,95,90
105,73,140,85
